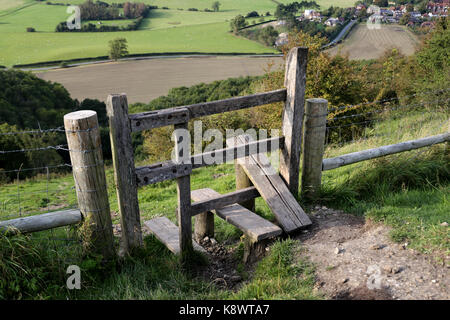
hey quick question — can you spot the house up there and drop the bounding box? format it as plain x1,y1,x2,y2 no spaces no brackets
356,3,366,11
325,17,340,26
275,32,288,47
304,9,323,21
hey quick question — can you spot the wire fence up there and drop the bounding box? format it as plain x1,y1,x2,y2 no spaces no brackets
322,91,449,188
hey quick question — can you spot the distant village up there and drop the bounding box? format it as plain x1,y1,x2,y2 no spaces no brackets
291,0,448,29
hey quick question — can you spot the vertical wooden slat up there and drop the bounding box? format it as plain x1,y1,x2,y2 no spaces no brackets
235,162,255,211
301,98,328,200
174,122,194,259
106,94,142,255
279,47,308,196
64,110,115,259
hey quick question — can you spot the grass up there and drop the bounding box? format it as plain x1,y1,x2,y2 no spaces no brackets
0,102,448,298
0,0,356,67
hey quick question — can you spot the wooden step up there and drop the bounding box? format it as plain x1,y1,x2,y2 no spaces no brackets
226,135,312,233
191,188,282,242
144,217,206,255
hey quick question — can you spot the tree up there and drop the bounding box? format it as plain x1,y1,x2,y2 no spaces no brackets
230,15,247,33
108,38,128,61
212,1,221,12
399,13,410,25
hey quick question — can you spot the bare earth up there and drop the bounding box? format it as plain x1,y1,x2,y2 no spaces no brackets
297,206,449,300
326,24,420,60
36,56,284,104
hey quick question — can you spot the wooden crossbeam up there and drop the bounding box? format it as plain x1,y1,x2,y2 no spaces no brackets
129,89,287,132
190,187,260,216
135,136,284,186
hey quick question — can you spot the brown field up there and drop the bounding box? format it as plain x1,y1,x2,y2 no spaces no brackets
36,56,284,104
326,24,420,60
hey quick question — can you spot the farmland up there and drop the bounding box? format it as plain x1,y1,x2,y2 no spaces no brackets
36,56,284,103
0,0,355,67
326,23,421,60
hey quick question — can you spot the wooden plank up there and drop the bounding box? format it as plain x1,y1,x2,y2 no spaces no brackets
135,161,192,187
129,107,189,132
191,188,282,242
0,210,82,235
129,89,287,132
190,187,260,216
280,47,308,195
135,136,284,186
174,122,194,257
227,135,312,233
144,217,206,255
301,98,328,200
64,110,115,258
322,133,450,171
106,94,143,254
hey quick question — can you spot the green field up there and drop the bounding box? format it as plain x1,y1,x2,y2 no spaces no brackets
0,0,355,67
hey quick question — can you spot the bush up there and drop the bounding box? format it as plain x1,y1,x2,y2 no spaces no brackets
245,11,259,18
188,8,199,11
26,27,35,32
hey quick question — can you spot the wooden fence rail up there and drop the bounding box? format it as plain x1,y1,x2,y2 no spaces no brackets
300,102,449,197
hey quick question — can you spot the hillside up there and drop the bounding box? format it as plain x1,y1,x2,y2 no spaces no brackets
326,24,421,60
0,0,354,67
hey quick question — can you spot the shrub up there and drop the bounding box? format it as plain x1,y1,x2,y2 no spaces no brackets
245,11,259,18
26,27,36,32
188,8,199,11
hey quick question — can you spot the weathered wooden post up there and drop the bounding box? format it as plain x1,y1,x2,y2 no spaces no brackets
194,211,214,242
64,110,115,259
301,98,328,201
280,47,308,196
235,164,255,211
174,122,194,261
106,94,142,255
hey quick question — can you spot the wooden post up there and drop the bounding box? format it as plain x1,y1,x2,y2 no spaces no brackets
194,212,214,242
280,47,308,196
235,163,255,211
174,123,194,260
301,98,328,201
64,110,115,259
106,94,142,255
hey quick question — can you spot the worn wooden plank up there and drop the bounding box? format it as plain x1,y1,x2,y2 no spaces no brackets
191,188,282,242
322,133,450,171
0,210,82,235
129,107,189,132
227,135,312,233
190,187,260,216
144,217,206,255
280,47,308,195
64,110,115,258
174,122,194,257
135,161,192,186
301,98,328,200
129,89,287,132
135,136,284,186
235,155,255,211
106,94,143,254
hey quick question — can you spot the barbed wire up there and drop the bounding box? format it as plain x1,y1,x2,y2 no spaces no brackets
327,97,450,122
0,144,68,154
326,87,450,114
0,125,100,136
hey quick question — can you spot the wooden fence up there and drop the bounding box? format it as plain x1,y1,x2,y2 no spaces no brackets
1,46,448,261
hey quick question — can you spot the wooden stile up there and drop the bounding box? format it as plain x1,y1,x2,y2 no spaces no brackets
106,94,142,255
280,47,308,196
227,135,311,233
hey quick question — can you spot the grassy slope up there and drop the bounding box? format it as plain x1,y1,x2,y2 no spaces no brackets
1,107,447,299
0,0,355,66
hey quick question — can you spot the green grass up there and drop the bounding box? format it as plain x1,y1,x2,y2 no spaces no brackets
318,109,449,256
0,0,356,67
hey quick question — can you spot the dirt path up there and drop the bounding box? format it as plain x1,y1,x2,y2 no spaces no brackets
296,206,449,300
